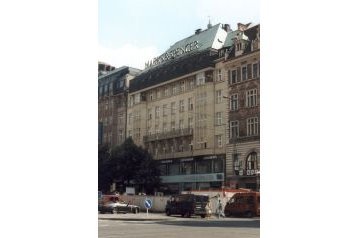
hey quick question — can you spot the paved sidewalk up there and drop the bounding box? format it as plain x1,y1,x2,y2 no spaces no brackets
98,212,175,221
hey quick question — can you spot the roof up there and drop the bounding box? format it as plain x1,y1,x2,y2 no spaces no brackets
223,30,239,48
144,23,228,71
129,49,217,93
98,66,142,81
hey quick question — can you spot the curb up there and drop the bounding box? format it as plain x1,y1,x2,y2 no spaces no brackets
98,217,175,221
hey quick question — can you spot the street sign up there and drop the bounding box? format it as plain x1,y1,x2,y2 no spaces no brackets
144,198,153,209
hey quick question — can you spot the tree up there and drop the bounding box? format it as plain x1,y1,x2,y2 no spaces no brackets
109,138,162,194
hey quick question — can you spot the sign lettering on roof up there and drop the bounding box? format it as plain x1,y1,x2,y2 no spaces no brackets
145,41,199,69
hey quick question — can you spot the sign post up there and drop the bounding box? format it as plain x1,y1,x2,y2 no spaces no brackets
144,198,153,217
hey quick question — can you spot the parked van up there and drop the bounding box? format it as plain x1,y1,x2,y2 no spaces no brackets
165,194,212,218
224,191,260,217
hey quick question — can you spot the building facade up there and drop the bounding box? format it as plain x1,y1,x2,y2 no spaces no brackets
216,23,260,190
127,23,232,194
98,66,141,147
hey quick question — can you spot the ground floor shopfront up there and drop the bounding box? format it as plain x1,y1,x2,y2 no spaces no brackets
158,154,225,194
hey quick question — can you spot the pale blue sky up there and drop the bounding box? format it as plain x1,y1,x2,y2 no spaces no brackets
99,0,260,69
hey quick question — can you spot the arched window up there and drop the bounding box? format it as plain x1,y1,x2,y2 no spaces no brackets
246,152,259,170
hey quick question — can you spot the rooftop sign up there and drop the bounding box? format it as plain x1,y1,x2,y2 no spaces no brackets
145,40,199,69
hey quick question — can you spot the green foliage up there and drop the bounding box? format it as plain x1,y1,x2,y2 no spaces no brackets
98,138,162,194
98,144,112,192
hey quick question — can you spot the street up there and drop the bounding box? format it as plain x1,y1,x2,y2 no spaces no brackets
99,214,260,238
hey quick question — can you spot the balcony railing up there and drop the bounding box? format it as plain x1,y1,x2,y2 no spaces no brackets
143,128,193,142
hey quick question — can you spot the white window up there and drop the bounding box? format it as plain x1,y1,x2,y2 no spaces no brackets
216,112,223,125
171,102,176,114
163,104,168,116
230,94,239,110
230,121,239,138
196,72,205,85
149,91,154,101
216,135,223,148
242,65,248,81
188,98,193,111
155,125,160,134
179,100,184,112
215,90,222,103
246,89,258,107
247,117,259,136
155,106,160,118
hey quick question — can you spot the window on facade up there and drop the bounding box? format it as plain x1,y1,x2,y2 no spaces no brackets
230,94,239,110
189,78,195,89
163,122,168,132
179,100,185,112
213,158,223,173
163,104,167,116
247,64,252,79
216,69,222,81
215,90,222,103
247,117,259,136
171,121,175,131
230,120,239,138
233,154,241,174
148,108,152,120
188,117,193,129
164,87,169,96
242,66,248,81
172,84,178,94
159,164,167,176
196,72,205,85
155,106,160,118
179,119,184,130
168,163,180,175
180,81,185,92
150,91,154,101
216,135,223,148
253,63,259,79
246,152,259,170
128,113,132,125
128,130,132,138
215,112,222,125
155,125,160,134
231,69,237,84
188,98,193,111
246,89,258,107
171,102,176,114
181,162,194,174
197,160,212,174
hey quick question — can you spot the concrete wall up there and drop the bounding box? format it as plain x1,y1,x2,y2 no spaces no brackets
120,195,171,212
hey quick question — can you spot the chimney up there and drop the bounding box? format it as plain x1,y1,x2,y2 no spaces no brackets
222,24,231,32
237,22,251,31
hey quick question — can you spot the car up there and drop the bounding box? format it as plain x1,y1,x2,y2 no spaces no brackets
99,200,140,214
165,194,212,218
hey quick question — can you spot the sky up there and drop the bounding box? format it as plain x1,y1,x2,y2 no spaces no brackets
99,0,260,69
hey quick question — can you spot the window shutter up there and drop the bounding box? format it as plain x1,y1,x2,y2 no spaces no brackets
228,70,231,84
237,67,241,82
247,64,252,79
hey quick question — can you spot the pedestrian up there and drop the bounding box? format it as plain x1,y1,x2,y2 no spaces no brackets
217,197,223,219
